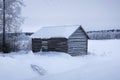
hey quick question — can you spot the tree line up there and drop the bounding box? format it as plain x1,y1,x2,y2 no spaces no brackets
87,29,120,40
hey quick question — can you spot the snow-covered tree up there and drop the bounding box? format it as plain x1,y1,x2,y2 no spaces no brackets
0,0,24,32
0,0,24,52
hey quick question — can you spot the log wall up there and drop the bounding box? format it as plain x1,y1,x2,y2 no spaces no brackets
68,27,88,56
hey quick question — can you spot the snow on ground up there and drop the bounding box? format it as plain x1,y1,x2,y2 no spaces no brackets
0,39,120,80
35,39,120,80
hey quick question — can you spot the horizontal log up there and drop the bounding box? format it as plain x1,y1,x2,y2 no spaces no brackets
71,33,86,37
68,43,87,46
68,39,87,42
70,35,87,38
68,52,87,56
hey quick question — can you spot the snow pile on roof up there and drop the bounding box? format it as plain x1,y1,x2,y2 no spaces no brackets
31,25,80,38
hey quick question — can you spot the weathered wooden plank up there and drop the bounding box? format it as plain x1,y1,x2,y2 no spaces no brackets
69,51,87,54
68,41,87,43
68,42,87,45
72,47,87,50
68,45,87,48
71,33,86,37
68,46,87,50
68,43,87,46
68,52,87,56
68,49,87,52
68,38,87,42
68,50,87,54
73,32,85,35
68,46,87,49
70,35,87,38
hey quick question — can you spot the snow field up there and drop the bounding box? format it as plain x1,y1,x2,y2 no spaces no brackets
0,39,120,80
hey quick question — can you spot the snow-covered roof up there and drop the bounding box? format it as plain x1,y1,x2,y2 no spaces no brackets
31,25,80,39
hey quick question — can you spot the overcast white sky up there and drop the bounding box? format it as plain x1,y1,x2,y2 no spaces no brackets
21,0,120,32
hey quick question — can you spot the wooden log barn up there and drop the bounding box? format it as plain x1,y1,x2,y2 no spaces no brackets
31,25,89,56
